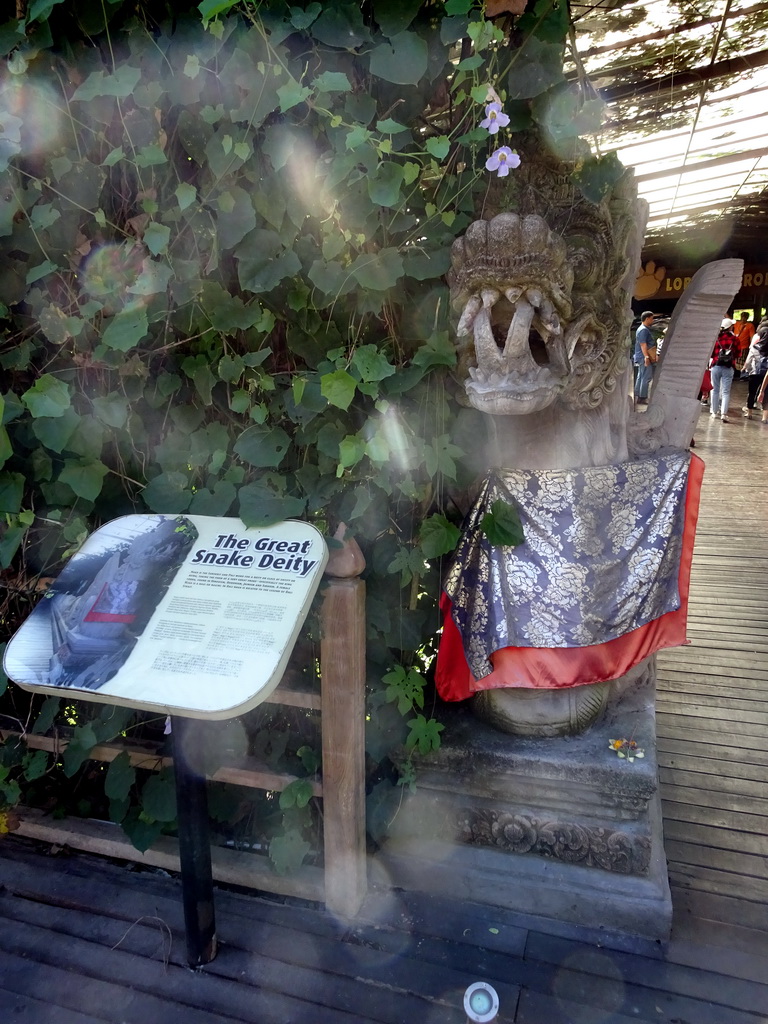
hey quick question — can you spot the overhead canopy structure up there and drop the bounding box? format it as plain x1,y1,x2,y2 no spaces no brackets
571,0,768,264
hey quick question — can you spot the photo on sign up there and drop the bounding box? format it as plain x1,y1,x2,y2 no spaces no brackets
13,516,198,691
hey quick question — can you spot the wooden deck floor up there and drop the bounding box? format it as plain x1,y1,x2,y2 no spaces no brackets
657,382,768,949
1,384,767,1023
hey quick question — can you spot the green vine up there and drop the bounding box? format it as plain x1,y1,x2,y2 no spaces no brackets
0,0,607,868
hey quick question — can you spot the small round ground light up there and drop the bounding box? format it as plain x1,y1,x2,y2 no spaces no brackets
463,981,499,1023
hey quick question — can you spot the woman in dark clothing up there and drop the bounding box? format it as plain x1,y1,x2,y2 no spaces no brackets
741,324,768,419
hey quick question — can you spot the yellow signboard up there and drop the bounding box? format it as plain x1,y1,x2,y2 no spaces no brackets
634,262,768,301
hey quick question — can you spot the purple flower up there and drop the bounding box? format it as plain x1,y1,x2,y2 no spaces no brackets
480,101,510,135
485,146,521,177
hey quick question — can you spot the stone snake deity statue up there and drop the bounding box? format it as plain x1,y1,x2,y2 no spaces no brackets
436,133,742,735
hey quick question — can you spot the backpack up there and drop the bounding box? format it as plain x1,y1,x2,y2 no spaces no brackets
716,344,734,367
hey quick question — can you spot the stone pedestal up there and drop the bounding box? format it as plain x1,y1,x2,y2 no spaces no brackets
374,661,671,941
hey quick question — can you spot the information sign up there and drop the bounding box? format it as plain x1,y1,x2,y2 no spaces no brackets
3,514,328,719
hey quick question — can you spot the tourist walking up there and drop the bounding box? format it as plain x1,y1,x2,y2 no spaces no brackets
756,365,768,425
733,311,755,375
741,324,768,418
633,311,657,404
709,318,738,423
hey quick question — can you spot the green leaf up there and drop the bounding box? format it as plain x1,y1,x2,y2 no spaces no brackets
419,514,460,558
290,2,321,29
237,230,301,293
105,751,135,801
507,37,566,100
426,135,450,160
277,78,312,112
143,222,170,256
198,0,239,24
0,472,24,514
176,182,196,211
269,830,312,875
313,71,351,92
480,498,525,547
351,345,396,383
401,247,452,281
238,482,306,528
338,434,366,475
62,723,98,778
0,426,10,471
350,248,403,291
368,162,405,208
369,31,428,85
279,778,313,810
142,472,192,514
71,65,142,101
121,811,164,853
234,424,291,468
424,434,463,479
26,260,57,285
91,395,129,429
376,118,409,134
571,151,625,204
405,714,444,754
22,750,49,782
22,374,71,418
188,480,236,515
383,664,426,716
311,5,370,49
141,772,177,823
101,306,149,352
32,697,60,735
373,0,422,37
135,144,167,168
321,370,357,411
58,459,109,501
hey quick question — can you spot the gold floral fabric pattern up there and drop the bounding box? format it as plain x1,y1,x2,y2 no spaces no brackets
444,452,691,680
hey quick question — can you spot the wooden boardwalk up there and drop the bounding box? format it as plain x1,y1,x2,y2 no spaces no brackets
657,383,768,946
0,383,766,1023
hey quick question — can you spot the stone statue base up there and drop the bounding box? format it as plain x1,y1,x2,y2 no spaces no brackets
372,661,672,941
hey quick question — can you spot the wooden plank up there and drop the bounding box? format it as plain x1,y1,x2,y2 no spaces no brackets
658,735,768,767
661,799,768,835
14,807,325,903
523,931,768,1021
661,780,768,818
657,718,766,751
671,884,768,932
0,891,454,1024
659,765,768,794
657,691,768,715
657,711,766,739
668,861,768,901
0,988,111,1024
265,685,321,710
659,756,768,785
665,839,768,878
663,818,768,857
0,912,367,1024
320,575,367,919
515,989,657,1024
0,730,322,796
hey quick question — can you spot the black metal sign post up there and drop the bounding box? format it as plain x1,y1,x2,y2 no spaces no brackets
172,716,217,966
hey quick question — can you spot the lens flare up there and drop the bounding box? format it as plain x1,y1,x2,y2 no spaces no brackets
1,77,62,159
80,242,147,313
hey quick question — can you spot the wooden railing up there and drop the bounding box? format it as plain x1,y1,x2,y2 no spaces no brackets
5,528,368,919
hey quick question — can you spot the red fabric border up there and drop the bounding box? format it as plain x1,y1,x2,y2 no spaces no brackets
435,453,704,700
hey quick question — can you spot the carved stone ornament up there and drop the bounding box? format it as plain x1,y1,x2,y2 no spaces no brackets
459,807,651,875
449,134,642,418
